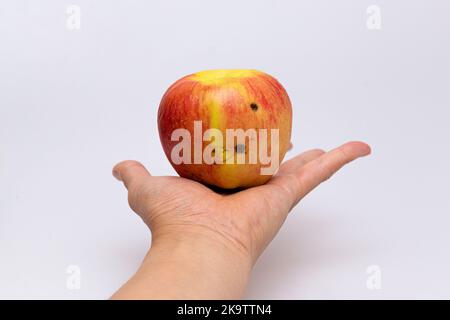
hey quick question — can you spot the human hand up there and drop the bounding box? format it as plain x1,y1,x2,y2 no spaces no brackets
111,141,370,299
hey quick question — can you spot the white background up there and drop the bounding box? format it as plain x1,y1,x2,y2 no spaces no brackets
1,0,449,299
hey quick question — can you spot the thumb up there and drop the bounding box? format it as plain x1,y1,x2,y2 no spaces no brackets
112,160,151,190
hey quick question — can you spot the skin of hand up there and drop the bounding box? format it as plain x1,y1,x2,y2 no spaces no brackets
110,141,371,300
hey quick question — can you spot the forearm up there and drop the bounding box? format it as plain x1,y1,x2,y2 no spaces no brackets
111,228,252,300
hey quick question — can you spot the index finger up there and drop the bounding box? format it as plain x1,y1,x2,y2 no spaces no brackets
295,141,371,200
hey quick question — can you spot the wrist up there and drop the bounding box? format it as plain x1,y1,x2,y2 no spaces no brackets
142,225,253,299
149,224,252,263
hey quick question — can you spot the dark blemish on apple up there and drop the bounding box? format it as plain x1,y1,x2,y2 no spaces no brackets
250,103,258,111
235,144,246,154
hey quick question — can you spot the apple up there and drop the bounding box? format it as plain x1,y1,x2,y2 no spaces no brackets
158,69,292,189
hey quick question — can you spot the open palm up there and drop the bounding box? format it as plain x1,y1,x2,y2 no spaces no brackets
113,141,370,264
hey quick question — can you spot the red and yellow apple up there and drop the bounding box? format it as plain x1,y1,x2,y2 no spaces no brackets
157,69,292,189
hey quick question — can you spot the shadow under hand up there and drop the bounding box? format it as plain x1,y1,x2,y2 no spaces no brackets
245,208,372,299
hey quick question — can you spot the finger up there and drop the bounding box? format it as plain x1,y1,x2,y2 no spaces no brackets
276,148,325,175
287,142,293,152
112,160,151,190
295,141,371,199
269,141,370,210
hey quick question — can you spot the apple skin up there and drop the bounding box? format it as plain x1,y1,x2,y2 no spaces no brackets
158,69,292,189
